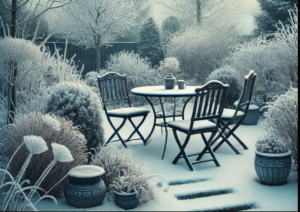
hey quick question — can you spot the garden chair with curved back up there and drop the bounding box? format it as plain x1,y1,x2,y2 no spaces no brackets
167,80,229,171
210,70,257,154
98,72,150,147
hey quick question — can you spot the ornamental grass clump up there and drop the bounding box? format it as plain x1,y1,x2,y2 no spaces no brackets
260,87,298,173
91,146,168,203
46,81,105,150
0,137,74,211
0,112,88,198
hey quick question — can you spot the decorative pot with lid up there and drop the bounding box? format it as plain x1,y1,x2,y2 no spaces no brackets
164,73,176,89
64,165,106,208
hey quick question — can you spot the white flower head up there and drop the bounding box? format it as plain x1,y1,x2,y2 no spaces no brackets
43,114,61,131
24,135,48,154
51,143,74,162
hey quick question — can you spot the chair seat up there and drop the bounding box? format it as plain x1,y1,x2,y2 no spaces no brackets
221,109,244,119
107,107,150,117
168,119,216,132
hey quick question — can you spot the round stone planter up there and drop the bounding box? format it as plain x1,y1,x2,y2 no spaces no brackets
113,190,139,210
64,165,106,208
254,150,292,186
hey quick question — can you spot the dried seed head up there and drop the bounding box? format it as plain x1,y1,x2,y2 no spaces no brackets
24,135,48,154
51,143,74,162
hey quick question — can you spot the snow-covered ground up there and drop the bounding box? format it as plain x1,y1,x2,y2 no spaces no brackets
36,103,298,211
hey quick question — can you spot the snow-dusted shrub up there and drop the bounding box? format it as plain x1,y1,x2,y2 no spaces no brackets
0,112,88,198
85,71,99,88
105,51,160,106
261,87,298,173
0,38,84,120
255,135,288,154
91,146,168,203
46,82,105,150
206,67,242,108
137,18,164,67
166,25,237,83
226,8,298,106
0,137,73,211
158,57,181,78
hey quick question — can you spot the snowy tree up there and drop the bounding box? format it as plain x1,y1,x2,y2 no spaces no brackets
255,0,298,36
0,0,76,124
0,0,76,38
155,0,243,26
59,0,137,71
137,18,164,67
161,15,180,41
118,0,153,41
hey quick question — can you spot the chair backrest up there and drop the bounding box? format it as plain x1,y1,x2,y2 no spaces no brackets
97,72,131,112
190,80,229,131
233,70,257,120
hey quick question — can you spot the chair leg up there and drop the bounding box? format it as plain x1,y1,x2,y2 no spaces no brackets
213,134,240,154
106,117,128,148
195,132,220,167
127,115,148,145
172,129,194,171
230,131,248,150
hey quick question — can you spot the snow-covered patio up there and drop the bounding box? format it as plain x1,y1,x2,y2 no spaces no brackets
35,103,298,211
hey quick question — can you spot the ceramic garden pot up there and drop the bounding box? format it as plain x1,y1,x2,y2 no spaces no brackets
64,165,106,208
254,150,292,186
164,73,176,89
113,190,139,210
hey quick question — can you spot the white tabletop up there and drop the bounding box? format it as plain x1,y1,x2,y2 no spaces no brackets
131,86,199,97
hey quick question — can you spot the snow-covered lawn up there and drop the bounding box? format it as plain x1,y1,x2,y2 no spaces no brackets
36,103,298,211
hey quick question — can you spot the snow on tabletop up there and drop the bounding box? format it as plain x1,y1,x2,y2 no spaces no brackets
131,85,199,96
68,165,105,178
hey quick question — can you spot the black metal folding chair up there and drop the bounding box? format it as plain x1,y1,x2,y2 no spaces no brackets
98,72,150,147
210,70,257,154
168,80,229,171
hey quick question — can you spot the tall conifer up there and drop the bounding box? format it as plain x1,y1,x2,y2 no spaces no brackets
137,18,164,67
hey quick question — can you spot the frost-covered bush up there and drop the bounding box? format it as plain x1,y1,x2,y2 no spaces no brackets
226,8,298,106
85,71,99,88
0,38,83,119
91,146,168,203
157,57,181,78
46,82,105,150
206,67,242,108
137,18,164,67
0,112,88,198
0,137,73,211
105,51,160,106
255,135,288,154
261,87,298,173
166,25,238,83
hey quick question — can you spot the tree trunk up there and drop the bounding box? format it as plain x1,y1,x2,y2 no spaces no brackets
96,46,101,72
7,0,18,124
96,36,101,71
196,0,201,26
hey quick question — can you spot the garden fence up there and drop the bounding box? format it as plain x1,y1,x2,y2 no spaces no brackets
43,42,138,75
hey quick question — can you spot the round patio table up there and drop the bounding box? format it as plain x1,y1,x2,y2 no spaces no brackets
131,85,199,159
